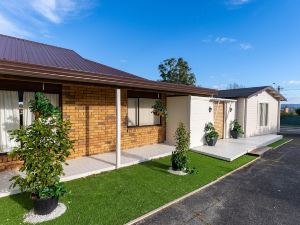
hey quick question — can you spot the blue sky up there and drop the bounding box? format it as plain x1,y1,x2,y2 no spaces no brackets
0,0,299,103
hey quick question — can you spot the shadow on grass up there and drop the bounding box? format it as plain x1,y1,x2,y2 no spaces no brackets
9,192,32,211
142,160,170,174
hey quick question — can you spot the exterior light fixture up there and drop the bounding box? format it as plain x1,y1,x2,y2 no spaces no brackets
229,107,233,112
209,106,212,112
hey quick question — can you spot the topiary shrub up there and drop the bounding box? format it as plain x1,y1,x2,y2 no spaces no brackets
171,122,193,173
9,92,73,206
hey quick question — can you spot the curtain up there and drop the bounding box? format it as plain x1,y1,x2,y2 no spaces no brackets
259,103,268,126
0,91,20,153
139,98,160,126
128,98,138,126
23,92,35,127
45,93,59,107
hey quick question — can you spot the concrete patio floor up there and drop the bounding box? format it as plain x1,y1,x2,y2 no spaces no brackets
191,134,282,161
0,143,175,198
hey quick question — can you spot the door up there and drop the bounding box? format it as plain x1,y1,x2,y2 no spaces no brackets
213,102,224,139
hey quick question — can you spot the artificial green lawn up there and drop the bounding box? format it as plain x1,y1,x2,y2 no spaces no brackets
0,152,256,225
267,138,290,149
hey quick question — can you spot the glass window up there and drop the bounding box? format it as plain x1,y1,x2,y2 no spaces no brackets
127,98,161,127
259,103,268,126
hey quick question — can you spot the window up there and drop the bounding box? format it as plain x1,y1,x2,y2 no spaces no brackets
127,98,161,127
259,103,268,126
0,91,60,153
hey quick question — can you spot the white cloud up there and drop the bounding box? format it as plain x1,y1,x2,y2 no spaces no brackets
29,0,76,24
215,37,237,44
240,43,252,50
228,0,251,6
288,80,300,85
212,84,227,90
0,13,31,37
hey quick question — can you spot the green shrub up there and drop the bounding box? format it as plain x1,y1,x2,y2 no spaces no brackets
9,92,74,199
204,122,219,142
296,108,300,116
171,122,193,173
230,120,244,134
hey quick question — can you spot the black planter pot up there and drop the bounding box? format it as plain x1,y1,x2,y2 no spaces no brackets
230,130,239,139
32,194,58,215
206,137,218,146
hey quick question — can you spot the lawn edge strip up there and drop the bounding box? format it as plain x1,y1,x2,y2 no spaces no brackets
125,156,259,225
272,138,293,149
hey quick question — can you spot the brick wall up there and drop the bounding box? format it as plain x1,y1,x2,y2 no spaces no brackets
0,155,22,171
63,84,166,158
0,84,166,172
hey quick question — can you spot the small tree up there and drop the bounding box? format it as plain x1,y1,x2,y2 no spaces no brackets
159,58,196,86
171,122,190,172
296,108,300,116
9,92,73,199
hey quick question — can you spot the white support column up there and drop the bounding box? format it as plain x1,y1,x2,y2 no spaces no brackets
116,88,121,168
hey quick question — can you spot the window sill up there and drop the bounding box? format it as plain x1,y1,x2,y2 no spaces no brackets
127,124,162,128
0,152,9,156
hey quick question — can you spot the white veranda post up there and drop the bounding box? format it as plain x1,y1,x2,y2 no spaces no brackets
116,88,121,168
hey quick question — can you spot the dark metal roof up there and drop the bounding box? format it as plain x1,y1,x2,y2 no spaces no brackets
217,86,286,101
0,34,216,96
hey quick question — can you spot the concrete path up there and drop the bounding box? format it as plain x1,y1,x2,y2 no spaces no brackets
135,135,300,225
191,134,282,161
0,143,174,198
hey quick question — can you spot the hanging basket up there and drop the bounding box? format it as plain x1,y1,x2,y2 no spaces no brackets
153,111,164,117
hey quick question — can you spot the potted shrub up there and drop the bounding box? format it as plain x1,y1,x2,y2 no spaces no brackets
171,122,190,173
204,122,219,146
230,120,244,139
152,99,168,118
9,92,73,215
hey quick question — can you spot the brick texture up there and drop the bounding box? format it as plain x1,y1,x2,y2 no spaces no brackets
62,84,166,158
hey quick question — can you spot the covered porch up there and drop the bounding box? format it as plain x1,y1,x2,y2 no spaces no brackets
191,134,282,161
0,143,175,198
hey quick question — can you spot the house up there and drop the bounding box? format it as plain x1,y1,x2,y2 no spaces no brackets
217,86,286,137
0,34,217,172
166,86,285,148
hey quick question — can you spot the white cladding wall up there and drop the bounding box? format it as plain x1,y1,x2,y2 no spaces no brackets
166,96,190,146
190,96,214,147
224,101,237,138
245,91,279,137
166,96,214,147
236,98,246,134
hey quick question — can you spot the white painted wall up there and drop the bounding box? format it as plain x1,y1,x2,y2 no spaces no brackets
245,91,279,137
236,98,246,136
189,96,214,148
166,96,190,146
224,101,237,138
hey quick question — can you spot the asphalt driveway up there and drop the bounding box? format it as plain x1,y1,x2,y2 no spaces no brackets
135,135,300,225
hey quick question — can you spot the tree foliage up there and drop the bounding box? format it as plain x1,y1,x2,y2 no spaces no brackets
227,83,244,89
296,108,300,116
159,58,196,86
9,92,73,199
